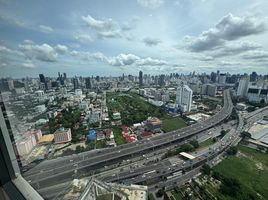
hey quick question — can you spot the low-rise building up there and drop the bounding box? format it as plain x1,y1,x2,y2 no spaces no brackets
145,117,161,133
54,127,72,144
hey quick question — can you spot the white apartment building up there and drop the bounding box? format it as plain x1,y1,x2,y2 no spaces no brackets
237,76,249,98
176,84,193,112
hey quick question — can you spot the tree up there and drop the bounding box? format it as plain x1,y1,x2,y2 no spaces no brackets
212,170,222,180
201,164,211,175
220,177,241,197
190,140,199,149
257,146,264,152
156,188,164,197
227,146,238,155
241,131,251,139
179,143,194,152
247,106,255,112
220,130,227,137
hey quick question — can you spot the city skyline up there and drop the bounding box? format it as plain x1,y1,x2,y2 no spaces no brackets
1,0,268,78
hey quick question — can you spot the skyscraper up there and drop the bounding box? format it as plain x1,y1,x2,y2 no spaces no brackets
139,71,143,88
237,76,250,98
176,83,193,112
250,72,258,82
73,77,79,90
39,74,48,90
85,77,92,89
39,74,46,83
218,74,226,84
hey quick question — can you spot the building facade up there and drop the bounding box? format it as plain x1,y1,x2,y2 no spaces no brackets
54,128,72,144
176,84,193,112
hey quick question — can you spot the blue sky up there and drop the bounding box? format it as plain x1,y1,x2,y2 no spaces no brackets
1,0,268,78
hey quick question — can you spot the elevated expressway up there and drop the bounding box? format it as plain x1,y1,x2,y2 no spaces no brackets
25,89,234,190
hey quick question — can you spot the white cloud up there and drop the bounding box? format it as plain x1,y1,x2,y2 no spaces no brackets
81,15,139,40
19,43,58,62
39,25,53,33
22,60,35,68
81,15,116,31
109,54,140,66
137,0,164,9
23,39,35,44
136,57,168,66
55,44,68,54
142,37,162,46
210,41,261,58
0,44,12,53
186,13,266,52
75,34,94,43
71,50,168,67
242,50,268,60
0,63,7,67
97,30,122,39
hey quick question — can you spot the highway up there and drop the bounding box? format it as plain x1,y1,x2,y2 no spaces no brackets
25,89,233,190
39,103,268,200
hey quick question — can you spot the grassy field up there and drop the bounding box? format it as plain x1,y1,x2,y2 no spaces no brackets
161,116,187,132
112,127,125,145
171,191,183,200
198,138,216,149
212,145,268,199
107,92,166,125
107,92,186,133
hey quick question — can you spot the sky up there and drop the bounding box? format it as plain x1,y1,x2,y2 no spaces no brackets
0,0,268,78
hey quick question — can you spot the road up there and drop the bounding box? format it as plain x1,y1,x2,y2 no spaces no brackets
24,90,233,192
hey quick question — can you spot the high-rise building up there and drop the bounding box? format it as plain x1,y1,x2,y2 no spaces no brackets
158,74,165,87
39,74,48,90
7,79,14,90
73,77,79,90
39,74,46,83
176,83,193,112
211,72,217,83
218,74,226,84
201,84,217,97
139,71,143,88
237,76,250,98
250,72,258,82
85,77,92,89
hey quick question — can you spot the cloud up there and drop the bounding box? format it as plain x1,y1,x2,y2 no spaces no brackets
0,44,12,53
186,13,266,52
137,0,164,9
23,39,35,44
81,15,116,31
136,57,168,66
142,37,162,46
0,63,7,68
242,50,268,60
219,60,241,66
81,15,140,40
97,30,122,39
75,34,94,43
55,44,68,54
81,15,123,39
211,41,261,57
196,55,214,61
109,54,140,66
22,60,35,68
19,43,58,62
71,50,168,67
39,25,53,33
0,13,27,27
